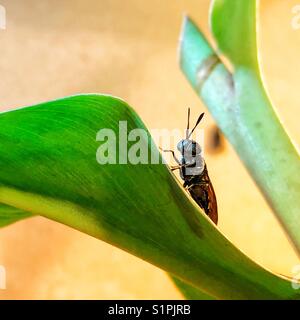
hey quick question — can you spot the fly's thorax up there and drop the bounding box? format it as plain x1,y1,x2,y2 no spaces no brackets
180,154,205,177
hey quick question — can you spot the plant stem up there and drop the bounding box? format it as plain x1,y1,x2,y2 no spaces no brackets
179,16,300,255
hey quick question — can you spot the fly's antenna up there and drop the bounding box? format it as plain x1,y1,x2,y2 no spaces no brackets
188,112,205,139
186,107,191,139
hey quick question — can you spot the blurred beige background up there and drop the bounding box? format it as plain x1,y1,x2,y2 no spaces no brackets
0,0,299,299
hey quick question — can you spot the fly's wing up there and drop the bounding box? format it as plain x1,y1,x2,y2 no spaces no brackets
192,165,218,224
187,184,218,225
201,166,218,225
187,167,218,225
206,179,218,225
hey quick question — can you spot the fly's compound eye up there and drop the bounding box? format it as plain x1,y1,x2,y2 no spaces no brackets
177,139,202,157
177,140,185,153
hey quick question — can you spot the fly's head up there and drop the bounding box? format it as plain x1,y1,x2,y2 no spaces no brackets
177,139,202,159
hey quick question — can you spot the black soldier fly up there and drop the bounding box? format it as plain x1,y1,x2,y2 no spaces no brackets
161,108,218,225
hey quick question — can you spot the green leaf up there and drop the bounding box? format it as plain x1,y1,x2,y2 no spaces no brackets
210,0,258,70
0,204,32,227
171,277,215,300
0,94,299,299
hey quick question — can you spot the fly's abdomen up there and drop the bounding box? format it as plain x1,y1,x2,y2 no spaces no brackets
188,184,209,212
187,182,218,225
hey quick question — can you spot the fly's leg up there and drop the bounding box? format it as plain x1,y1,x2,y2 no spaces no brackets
171,163,190,171
159,148,180,164
172,160,197,173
